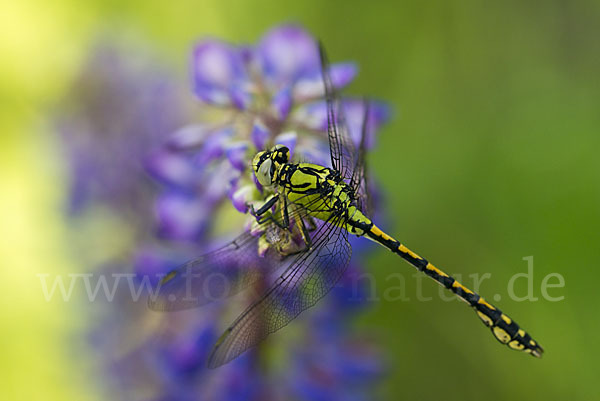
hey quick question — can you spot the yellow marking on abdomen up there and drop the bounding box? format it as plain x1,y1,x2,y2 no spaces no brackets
452,280,474,294
425,263,449,277
493,326,511,343
477,297,496,310
370,225,396,243
501,314,512,325
477,311,494,327
398,244,423,260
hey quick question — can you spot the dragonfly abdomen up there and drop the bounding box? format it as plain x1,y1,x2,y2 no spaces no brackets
360,222,544,358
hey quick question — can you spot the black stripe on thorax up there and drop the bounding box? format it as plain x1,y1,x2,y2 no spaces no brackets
278,164,338,193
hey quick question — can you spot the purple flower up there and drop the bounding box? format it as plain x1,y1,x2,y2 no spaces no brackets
56,44,191,216
146,23,390,399
259,25,320,82
148,24,389,246
59,24,391,401
192,40,248,106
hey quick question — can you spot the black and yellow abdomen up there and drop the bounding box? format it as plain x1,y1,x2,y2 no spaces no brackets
353,220,544,357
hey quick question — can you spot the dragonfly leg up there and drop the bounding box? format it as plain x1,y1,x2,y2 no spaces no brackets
249,193,295,231
267,211,313,257
295,215,313,248
275,232,310,256
280,193,290,229
304,215,317,232
248,194,278,223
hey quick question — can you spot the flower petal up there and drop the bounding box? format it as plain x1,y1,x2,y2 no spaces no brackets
342,99,391,148
330,62,358,88
192,40,247,105
274,131,297,158
296,139,331,167
195,127,232,165
230,184,254,213
293,62,358,100
291,100,327,131
134,248,182,286
205,160,239,202
258,25,319,82
225,141,249,171
250,122,270,150
230,82,251,110
156,191,209,240
252,172,263,193
292,99,390,148
145,149,198,188
166,124,209,150
271,86,293,120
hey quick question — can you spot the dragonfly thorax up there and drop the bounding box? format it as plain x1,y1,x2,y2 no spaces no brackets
277,162,357,216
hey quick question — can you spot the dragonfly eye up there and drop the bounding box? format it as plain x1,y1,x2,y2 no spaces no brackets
252,151,267,172
271,145,289,164
256,158,273,186
280,147,289,163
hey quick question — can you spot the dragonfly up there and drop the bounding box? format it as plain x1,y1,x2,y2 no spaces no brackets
148,42,544,368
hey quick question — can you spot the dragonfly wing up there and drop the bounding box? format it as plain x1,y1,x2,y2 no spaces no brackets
207,214,352,368
148,186,341,312
351,98,373,215
148,205,316,312
319,43,358,182
319,43,371,214
147,231,281,311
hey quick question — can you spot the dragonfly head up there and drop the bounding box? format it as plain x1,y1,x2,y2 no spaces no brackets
252,145,289,187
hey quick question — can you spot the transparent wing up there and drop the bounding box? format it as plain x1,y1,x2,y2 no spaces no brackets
148,232,275,311
207,213,352,368
319,43,370,211
352,99,373,215
148,205,313,312
319,43,357,182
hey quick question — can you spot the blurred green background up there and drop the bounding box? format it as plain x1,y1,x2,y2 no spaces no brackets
2,0,599,400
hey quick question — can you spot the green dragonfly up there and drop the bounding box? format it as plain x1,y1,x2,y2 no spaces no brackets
149,43,543,368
